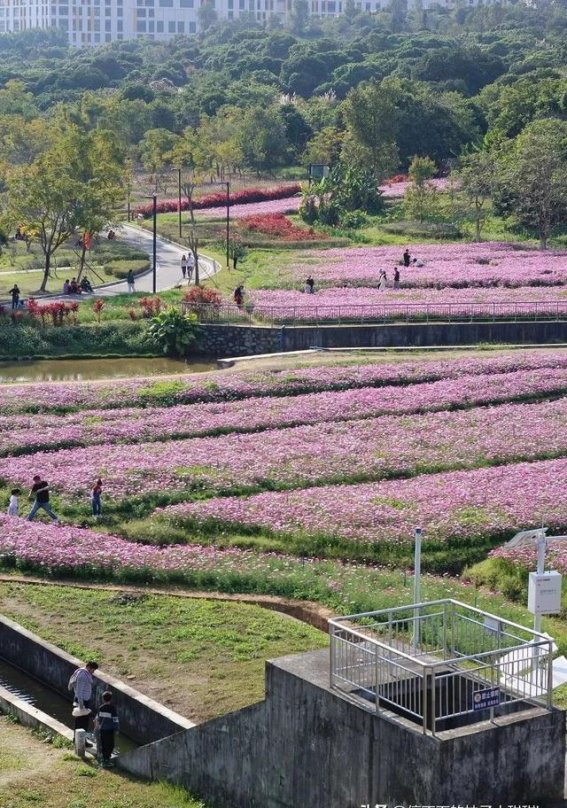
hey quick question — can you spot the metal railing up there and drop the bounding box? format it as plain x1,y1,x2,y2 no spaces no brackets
329,600,553,736
183,301,567,326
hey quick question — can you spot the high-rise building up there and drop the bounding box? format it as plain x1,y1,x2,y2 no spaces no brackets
0,0,501,46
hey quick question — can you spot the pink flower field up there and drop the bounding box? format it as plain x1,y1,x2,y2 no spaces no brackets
0,349,566,585
1,365,565,456
288,243,567,289
1,350,564,415
162,458,567,547
198,197,301,219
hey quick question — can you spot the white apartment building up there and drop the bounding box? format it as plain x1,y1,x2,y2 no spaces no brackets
0,0,502,45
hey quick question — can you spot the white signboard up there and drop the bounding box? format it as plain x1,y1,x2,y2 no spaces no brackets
528,571,562,615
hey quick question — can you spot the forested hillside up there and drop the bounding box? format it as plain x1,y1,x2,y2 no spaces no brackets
0,2,565,179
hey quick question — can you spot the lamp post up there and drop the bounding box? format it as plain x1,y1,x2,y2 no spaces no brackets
178,168,182,239
152,193,157,294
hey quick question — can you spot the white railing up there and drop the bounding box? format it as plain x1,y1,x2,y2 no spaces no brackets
183,301,567,325
329,600,553,736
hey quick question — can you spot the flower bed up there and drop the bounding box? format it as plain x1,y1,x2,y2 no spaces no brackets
135,184,301,217
1,366,565,457
198,197,301,220
240,213,321,241
162,457,567,547
1,398,565,502
0,351,565,415
289,243,567,289
378,177,449,198
245,284,567,321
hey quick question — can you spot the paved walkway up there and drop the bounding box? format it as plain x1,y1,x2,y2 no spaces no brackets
1,224,219,303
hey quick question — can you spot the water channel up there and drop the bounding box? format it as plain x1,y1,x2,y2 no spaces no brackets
0,356,217,384
0,657,137,753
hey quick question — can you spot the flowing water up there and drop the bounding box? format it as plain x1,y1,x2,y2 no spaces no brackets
0,356,217,384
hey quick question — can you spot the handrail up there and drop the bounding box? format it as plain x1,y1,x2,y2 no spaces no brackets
183,300,567,326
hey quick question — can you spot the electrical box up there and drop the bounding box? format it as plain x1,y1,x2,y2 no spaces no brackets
528,571,562,615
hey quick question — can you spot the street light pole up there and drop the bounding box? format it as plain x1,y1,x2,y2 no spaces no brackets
152,193,157,295
413,527,422,651
225,181,230,270
178,168,182,240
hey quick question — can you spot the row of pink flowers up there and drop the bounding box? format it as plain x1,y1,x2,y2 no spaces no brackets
288,243,567,289
0,350,565,415
161,458,567,547
378,178,450,199
199,197,301,220
0,366,565,456
1,398,565,502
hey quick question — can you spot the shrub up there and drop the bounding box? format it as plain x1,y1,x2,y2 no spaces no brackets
148,307,199,356
139,296,162,318
241,213,323,241
183,287,222,314
107,258,150,279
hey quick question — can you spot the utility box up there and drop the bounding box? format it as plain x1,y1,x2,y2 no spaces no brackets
528,571,562,615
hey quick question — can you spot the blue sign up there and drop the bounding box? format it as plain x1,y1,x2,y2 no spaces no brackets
472,686,500,711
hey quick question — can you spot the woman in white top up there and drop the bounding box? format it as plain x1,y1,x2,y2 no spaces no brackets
7,488,20,516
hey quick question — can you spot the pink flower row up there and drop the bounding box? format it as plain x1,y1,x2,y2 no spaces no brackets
0,366,565,456
0,350,565,415
2,398,565,502
161,458,567,547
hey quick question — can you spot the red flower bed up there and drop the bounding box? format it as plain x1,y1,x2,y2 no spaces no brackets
240,213,322,241
135,184,301,218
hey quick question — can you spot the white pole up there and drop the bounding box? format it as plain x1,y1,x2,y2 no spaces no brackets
413,527,422,651
534,529,547,635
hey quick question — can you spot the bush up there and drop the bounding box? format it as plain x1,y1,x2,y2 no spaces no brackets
183,287,222,314
107,258,150,279
339,210,368,229
148,307,199,356
0,319,156,358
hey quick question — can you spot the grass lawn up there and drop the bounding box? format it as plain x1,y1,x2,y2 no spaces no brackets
0,717,205,808
0,240,149,297
0,582,327,722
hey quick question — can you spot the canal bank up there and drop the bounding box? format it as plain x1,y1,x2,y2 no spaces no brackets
193,318,567,356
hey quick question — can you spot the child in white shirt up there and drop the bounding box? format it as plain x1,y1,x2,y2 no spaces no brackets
7,488,20,517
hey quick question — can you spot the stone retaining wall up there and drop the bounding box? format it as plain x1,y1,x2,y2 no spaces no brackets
192,320,567,357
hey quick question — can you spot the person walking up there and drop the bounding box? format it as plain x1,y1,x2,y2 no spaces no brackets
233,285,244,307
305,276,315,294
7,488,20,517
26,476,59,523
393,267,400,290
403,248,411,268
91,478,103,518
9,284,20,310
94,690,120,768
70,660,99,739
378,270,387,290
181,254,187,280
126,269,135,294
186,252,194,284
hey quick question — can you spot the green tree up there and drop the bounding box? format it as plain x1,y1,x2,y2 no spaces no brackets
458,150,496,242
139,128,181,193
237,106,288,173
198,0,218,32
403,155,438,222
341,81,399,180
495,119,567,249
6,125,126,292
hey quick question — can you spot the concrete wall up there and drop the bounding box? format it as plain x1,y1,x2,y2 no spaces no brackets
0,613,193,744
119,648,565,807
193,321,567,357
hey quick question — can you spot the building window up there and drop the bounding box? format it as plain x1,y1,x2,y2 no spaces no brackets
168,19,175,30
137,18,146,29
177,19,183,30
159,0,173,5
180,0,193,6
117,18,122,29
137,8,146,15
156,18,163,30
188,20,196,30
148,18,154,29
105,18,111,28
